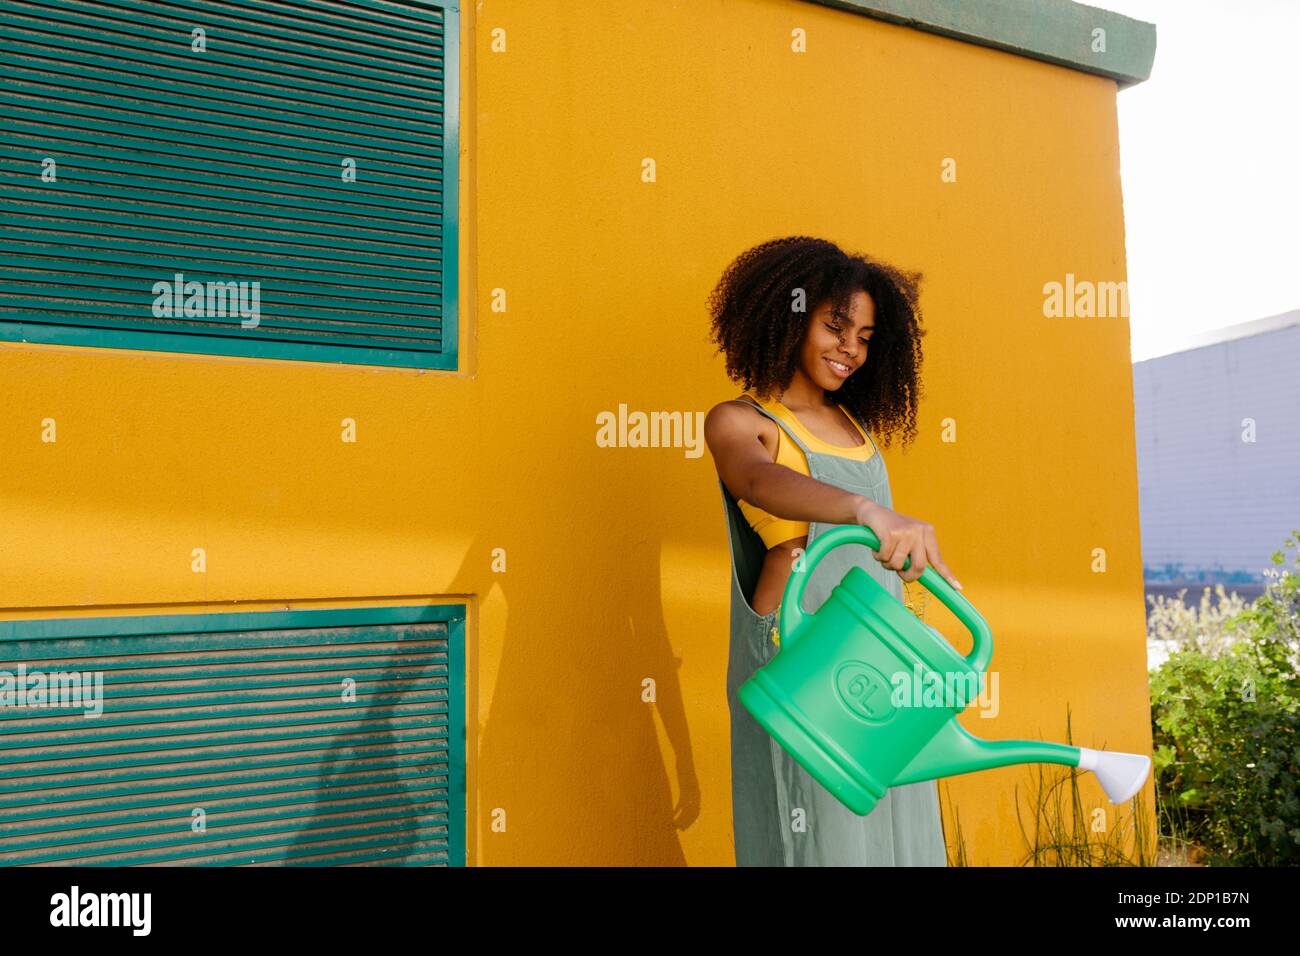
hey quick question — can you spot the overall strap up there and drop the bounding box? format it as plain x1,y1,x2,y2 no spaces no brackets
731,395,879,458
726,395,814,457
838,403,881,457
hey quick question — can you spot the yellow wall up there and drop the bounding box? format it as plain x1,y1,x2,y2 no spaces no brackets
0,0,1151,865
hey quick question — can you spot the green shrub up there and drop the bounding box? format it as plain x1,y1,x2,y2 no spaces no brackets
1149,530,1300,865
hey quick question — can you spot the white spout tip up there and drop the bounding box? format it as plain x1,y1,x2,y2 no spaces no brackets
1077,748,1151,804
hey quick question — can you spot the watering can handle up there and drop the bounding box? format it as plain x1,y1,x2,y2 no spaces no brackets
778,524,993,673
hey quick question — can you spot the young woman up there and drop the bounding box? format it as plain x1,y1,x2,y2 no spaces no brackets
703,235,962,866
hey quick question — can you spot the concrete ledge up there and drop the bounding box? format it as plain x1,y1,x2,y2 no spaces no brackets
802,0,1156,87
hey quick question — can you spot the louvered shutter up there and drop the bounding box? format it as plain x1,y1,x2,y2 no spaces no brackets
0,0,458,369
0,606,465,866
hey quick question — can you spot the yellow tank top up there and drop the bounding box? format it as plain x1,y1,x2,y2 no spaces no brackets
735,392,877,549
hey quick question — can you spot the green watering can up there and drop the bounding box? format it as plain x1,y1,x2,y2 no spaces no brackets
738,525,1151,816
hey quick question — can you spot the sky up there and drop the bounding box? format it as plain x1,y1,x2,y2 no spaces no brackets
1085,0,1299,360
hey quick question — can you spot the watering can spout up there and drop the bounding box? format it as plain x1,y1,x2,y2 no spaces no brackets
1076,747,1152,804
891,718,1151,804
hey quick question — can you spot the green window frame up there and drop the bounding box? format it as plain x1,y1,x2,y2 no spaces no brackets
0,603,466,866
0,0,459,370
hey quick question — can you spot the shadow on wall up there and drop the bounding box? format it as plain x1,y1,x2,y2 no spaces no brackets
444,439,698,865
277,429,698,865
288,625,441,865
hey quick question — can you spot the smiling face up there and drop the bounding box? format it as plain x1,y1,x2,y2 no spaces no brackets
798,289,876,391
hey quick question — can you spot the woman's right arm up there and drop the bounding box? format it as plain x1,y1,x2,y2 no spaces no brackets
703,401,867,526
703,401,963,590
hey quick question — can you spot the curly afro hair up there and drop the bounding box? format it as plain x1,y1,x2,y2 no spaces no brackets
706,235,927,450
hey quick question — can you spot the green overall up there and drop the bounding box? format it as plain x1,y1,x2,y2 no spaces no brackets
720,396,948,866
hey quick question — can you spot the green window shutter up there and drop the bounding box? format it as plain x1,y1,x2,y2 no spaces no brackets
0,0,459,370
0,605,466,866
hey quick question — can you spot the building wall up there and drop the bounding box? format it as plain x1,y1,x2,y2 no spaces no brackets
1134,320,1300,584
0,0,1152,865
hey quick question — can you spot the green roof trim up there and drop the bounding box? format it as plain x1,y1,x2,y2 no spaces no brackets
803,0,1156,88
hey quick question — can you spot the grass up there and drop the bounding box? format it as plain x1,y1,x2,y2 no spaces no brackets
940,705,1161,866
